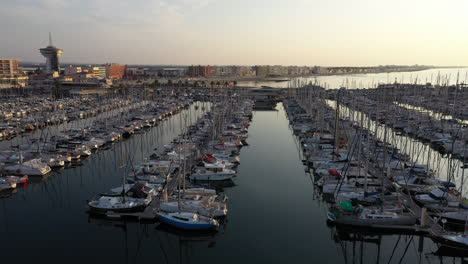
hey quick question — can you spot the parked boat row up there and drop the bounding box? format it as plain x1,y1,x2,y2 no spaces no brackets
158,98,252,230
285,85,468,250
87,92,254,231
329,87,468,160
377,83,468,121
0,96,149,141
0,95,196,198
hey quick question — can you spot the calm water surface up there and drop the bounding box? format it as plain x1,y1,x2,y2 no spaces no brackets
0,103,464,263
238,68,468,89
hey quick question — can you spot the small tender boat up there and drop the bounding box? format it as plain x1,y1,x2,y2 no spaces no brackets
157,212,219,230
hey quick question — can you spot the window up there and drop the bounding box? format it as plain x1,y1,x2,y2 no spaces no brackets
173,216,189,222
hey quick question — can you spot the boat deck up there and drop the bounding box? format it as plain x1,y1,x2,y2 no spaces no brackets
396,185,445,237
106,199,161,220
105,174,180,221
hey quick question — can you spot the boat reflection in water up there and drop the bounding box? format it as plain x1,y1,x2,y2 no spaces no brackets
330,225,468,263
155,223,221,242
86,216,224,264
7,93,468,263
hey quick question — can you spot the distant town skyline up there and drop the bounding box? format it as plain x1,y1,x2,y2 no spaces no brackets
2,0,468,66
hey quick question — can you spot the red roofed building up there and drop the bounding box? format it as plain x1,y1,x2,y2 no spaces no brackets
105,63,127,79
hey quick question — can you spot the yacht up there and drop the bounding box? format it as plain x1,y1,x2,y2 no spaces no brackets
190,163,236,181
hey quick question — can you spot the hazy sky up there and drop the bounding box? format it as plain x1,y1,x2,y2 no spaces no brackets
2,0,467,66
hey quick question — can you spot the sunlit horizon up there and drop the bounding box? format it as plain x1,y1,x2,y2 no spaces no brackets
2,0,468,66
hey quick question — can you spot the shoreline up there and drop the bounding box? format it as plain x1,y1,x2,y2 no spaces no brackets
178,67,460,82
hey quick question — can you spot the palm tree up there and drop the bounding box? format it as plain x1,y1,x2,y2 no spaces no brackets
201,81,206,88
194,81,199,87
233,81,237,87
116,84,123,94
184,79,189,87
167,79,173,87
11,78,18,88
122,84,129,95
53,79,61,99
178,80,183,87
153,79,160,87
210,81,215,88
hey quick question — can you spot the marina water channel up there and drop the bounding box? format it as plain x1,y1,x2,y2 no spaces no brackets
0,102,464,263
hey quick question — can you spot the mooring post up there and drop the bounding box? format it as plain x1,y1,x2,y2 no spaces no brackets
420,207,427,227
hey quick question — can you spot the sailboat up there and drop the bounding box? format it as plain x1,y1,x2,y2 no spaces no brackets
157,129,219,230
157,212,219,230
88,165,152,213
88,195,151,213
327,201,416,227
88,183,153,213
159,198,227,217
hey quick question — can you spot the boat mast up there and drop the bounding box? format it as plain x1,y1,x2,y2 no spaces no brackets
365,110,371,194
381,89,388,209
121,160,127,203
461,134,466,199
333,90,340,160
177,112,183,213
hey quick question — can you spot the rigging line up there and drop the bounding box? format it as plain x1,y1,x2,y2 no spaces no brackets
334,126,361,196
397,235,414,264
386,235,402,264
133,222,146,261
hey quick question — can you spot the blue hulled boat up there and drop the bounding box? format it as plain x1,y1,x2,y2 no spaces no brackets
157,212,219,230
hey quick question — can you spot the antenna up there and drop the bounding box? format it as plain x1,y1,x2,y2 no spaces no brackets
49,32,53,46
